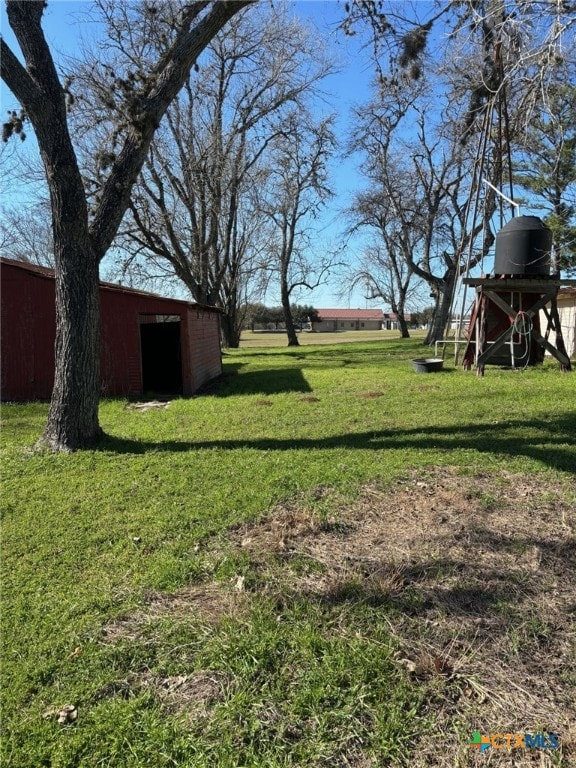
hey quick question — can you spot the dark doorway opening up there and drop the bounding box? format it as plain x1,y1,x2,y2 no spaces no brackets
140,317,183,395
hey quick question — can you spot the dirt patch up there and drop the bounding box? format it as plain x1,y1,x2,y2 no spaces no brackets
299,395,321,403
358,390,384,399
254,399,273,407
234,468,576,767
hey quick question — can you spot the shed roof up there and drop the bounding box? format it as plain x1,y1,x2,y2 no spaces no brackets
0,257,221,313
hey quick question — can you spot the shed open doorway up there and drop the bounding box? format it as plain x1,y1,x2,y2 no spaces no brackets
139,315,183,395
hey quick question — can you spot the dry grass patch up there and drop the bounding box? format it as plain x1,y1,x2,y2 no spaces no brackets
234,468,576,767
140,670,229,720
96,469,574,765
124,400,171,411
101,583,248,645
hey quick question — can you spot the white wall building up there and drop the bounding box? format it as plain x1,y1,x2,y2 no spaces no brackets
541,287,576,359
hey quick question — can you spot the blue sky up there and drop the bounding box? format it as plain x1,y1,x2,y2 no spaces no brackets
0,1,433,309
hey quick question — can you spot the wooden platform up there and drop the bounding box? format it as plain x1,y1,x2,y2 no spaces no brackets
461,277,573,375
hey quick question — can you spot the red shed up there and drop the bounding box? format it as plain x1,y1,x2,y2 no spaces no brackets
1,258,223,401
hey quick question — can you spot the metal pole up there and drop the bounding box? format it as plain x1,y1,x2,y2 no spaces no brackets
482,179,521,216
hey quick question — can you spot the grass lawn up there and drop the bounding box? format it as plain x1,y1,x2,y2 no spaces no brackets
239,329,420,347
2,336,575,767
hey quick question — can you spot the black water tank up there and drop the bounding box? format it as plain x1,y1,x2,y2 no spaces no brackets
494,216,551,276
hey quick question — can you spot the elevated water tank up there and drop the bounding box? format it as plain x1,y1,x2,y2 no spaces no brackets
494,215,552,277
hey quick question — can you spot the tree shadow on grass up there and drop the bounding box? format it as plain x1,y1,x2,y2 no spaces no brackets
222,341,430,368
316,564,525,616
309,542,572,618
208,367,313,397
291,523,575,674
100,413,576,474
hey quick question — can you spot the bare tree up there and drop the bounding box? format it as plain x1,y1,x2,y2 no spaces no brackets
262,112,336,347
345,0,575,338
347,247,420,340
512,65,576,273
1,0,251,450
349,87,497,345
343,0,576,92
346,148,422,339
0,201,54,267
410,115,500,344
74,4,334,348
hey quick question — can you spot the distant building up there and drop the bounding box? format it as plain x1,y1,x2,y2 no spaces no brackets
541,287,576,359
449,316,472,331
309,308,384,332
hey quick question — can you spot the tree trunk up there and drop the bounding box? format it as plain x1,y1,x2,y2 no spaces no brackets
425,281,453,345
281,282,299,346
221,312,241,348
397,314,410,338
42,244,102,451
392,300,411,338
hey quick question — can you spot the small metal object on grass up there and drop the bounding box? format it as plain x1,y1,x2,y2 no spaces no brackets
411,358,444,373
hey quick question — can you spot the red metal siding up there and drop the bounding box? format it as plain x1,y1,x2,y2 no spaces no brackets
186,306,223,392
1,259,222,401
99,291,190,397
1,263,56,400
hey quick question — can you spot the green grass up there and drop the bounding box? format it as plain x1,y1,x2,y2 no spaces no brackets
2,337,574,767
239,329,418,347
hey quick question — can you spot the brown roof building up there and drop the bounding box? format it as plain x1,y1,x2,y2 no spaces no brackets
310,308,384,332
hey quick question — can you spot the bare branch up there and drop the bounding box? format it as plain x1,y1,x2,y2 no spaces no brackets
90,0,253,256
0,39,41,108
